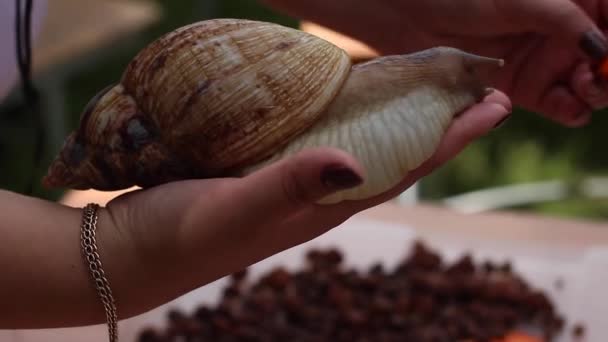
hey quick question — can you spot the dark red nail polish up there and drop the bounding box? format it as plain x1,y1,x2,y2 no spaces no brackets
493,113,511,129
321,165,363,190
580,30,608,61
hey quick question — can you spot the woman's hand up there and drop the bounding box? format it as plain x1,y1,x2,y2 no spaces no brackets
264,0,608,127
386,0,608,127
0,90,508,330
101,90,511,319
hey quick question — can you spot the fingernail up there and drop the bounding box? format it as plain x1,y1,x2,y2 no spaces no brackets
580,30,608,60
493,113,511,129
321,165,363,190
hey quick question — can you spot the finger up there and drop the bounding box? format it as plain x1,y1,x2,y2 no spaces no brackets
537,85,592,127
286,90,513,229
493,35,542,93
364,90,511,204
499,0,601,53
402,90,512,181
503,37,580,121
578,0,600,21
232,147,364,225
570,62,608,109
510,41,593,126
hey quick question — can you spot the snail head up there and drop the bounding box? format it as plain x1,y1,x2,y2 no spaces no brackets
358,47,504,102
431,47,504,100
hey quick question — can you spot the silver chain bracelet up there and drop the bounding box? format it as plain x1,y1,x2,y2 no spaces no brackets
81,203,118,342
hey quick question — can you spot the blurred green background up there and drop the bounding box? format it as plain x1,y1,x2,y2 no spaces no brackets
1,0,607,221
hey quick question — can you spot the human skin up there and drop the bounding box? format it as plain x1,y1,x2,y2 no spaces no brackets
262,0,608,126
0,89,511,328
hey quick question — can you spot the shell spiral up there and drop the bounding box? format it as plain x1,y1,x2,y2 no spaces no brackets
43,19,352,190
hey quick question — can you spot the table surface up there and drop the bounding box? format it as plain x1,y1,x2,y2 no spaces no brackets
33,0,161,74
365,202,608,246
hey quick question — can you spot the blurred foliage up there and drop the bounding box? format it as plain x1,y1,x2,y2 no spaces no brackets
1,0,607,220
419,107,608,220
0,101,41,193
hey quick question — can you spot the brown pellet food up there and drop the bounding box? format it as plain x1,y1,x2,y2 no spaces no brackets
573,323,585,338
138,240,566,342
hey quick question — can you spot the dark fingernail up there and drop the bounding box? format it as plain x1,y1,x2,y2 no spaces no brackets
580,30,608,61
493,113,511,129
321,165,363,190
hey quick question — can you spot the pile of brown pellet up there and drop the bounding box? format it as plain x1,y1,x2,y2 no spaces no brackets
138,241,565,342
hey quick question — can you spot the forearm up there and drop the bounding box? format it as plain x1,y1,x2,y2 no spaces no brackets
0,190,141,328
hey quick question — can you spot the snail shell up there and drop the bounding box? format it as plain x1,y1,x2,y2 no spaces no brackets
43,18,503,204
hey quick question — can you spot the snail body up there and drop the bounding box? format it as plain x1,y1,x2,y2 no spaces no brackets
43,18,503,204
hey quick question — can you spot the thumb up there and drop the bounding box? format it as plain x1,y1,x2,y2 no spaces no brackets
500,0,606,58
233,147,364,223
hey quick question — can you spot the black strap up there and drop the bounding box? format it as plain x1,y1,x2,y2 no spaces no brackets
15,0,44,196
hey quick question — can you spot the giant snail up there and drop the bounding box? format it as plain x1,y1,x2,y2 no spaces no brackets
43,18,504,204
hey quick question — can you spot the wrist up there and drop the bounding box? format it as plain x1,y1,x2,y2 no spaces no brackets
100,199,209,315
94,205,183,319
92,206,143,319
